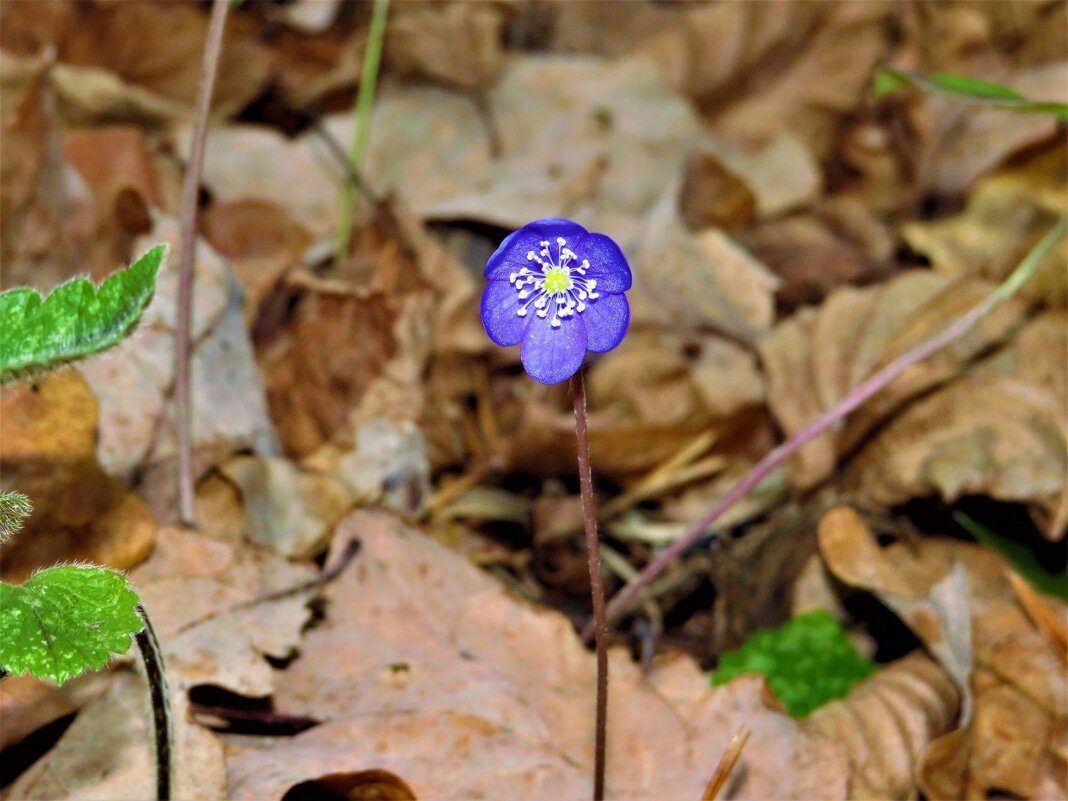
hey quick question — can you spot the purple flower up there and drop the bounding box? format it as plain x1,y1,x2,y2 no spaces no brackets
480,218,631,384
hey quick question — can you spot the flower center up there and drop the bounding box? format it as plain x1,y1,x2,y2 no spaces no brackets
508,236,600,329
543,267,572,294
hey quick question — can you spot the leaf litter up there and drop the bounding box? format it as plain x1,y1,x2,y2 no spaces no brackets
0,1,1065,799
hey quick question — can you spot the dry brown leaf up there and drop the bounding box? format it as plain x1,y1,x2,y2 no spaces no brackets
758,271,1027,490
631,184,780,339
0,371,156,581
0,0,270,123
849,312,1068,537
8,670,227,801
817,507,1068,800
507,329,765,480
386,1,510,91
805,652,962,801
218,455,351,559
199,198,311,327
633,2,892,160
904,143,1067,308
251,510,848,800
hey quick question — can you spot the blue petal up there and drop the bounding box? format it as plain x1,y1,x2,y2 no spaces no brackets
576,233,632,293
582,293,629,353
520,309,588,384
484,219,589,280
480,279,528,347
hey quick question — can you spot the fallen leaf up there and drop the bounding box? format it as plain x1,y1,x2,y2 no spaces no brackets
903,142,1067,308
249,510,849,799
8,670,227,801
758,271,1027,489
0,371,156,581
817,507,1068,800
0,0,271,123
805,651,961,800
849,312,1067,537
386,1,509,91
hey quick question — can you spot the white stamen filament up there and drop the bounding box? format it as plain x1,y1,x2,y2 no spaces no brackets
512,237,600,329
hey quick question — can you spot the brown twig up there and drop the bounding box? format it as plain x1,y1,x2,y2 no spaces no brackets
701,725,751,801
572,367,609,800
586,214,1068,641
174,0,230,526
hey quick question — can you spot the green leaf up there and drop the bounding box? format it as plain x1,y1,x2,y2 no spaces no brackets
955,512,1068,603
874,68,1068,120
0,566,143,684
0,491,32,544
711,609,876,717
0,244,167,384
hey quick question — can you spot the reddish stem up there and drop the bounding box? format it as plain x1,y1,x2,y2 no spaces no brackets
174,0,230,525
573,368,608,800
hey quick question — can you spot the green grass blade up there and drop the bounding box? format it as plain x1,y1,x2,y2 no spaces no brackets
875,68,1068,120
0,244,167,384
955,512,1068,602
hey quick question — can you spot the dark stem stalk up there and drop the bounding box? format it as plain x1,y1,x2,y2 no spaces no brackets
572,367,608,800
135,604,173,801
174,0,230,526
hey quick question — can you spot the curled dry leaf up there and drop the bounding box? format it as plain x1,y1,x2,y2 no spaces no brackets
805,651,961,801
817,507,1068,800
758,271,1026,490
0,371,156,582
240,510,848,800
850,311,1067,537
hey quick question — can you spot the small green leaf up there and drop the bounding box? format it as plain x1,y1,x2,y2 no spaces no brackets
0,244,167,384
874,68,1068,120
955,512,1068,602
0,491,32,544
711,609,876,717
0,566,143,684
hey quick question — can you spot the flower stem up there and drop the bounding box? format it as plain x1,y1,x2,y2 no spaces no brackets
572,367,609,800
135,604,173,801
175,0,230,526
588,213,1068,640
335,0,390,266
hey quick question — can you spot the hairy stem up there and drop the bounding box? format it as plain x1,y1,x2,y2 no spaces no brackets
335,0,390,265
573,368,609,800
174,0,229,526
588,214,1068,640
136,604,173,801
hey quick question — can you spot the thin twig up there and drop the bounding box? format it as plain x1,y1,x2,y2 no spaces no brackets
174,0,230,526
572,367,609,800
701,725,751,801
587,215,1068,640
335,0,390,265
135,604,173,801
174,538,361,636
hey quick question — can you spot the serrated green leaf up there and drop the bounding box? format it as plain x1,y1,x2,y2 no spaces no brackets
874,68,1068,120
711,609,876,717
0,491,32,544
0,566,143,684
955,512,1068,602
0,244,167,384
